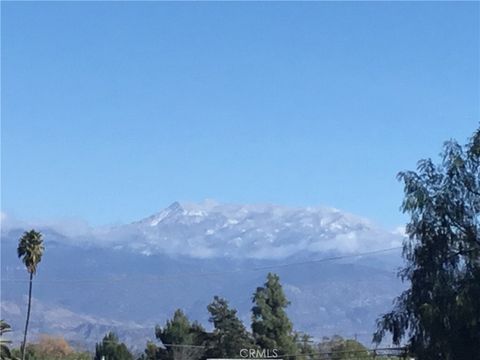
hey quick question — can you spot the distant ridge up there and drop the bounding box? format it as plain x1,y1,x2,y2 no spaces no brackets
105,200,403,259
1,201,405,350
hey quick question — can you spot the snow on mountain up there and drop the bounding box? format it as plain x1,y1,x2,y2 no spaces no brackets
1,201,406,349
100,200,403,259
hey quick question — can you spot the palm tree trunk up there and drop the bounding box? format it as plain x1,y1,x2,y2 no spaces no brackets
21,272,33,360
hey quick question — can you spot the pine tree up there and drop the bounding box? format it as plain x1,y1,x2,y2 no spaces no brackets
251,273,297,357
94,332,133,360
206,296,253,358
155,310,206,360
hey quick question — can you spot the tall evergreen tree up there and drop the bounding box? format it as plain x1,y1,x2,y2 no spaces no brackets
251,273,297,357
373,129,480,360
155,310,206,360
17,230,44,360
94,332,133,360
206,296,253,358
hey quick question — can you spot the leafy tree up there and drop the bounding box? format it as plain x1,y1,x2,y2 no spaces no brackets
10,337,90,360
251,273,297,357
318,336,371,360
137,341,160,360
1,320,16,360
332,340,369,360
17,230,44,360
155,310,205,360
205,296,253,358
94,332,133,360
373,129,480,360
295,333,315,360
19,349,91,360
27,335,73,359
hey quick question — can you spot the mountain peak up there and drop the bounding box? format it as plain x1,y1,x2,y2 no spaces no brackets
141,201,185,227
126,200,401,259
167,201,184,212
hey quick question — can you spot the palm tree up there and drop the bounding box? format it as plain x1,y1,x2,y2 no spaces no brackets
0,320,14,360
17,230,44,360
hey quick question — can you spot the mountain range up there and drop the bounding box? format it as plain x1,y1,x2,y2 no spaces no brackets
1,201,406,353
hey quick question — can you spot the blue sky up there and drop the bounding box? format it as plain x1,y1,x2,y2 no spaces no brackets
2,2,479,229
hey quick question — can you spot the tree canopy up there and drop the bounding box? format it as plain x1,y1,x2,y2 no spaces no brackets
17,230,45,360
17,230,44,275
318,336,372,360
94,332,133,360
1,320,14,360
155,309,206,360
206,296,253,358
251,273,297,357
374,129,480,360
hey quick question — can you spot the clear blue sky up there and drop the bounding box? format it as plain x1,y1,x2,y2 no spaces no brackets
2,2,479,228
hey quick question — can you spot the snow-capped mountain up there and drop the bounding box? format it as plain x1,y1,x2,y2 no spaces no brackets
1,201,406,351
101,200,403,259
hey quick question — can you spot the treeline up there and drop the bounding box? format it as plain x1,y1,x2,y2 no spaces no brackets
2,273,381,360
133,272,337,360
3,332,378,360
7,335,90,360
2,273,377,360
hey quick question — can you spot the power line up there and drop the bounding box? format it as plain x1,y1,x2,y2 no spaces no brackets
163,343,206,348
113,342,408,358
279,346,407,358
1,246,401,284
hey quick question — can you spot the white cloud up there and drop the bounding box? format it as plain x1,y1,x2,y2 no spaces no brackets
1,212,26,233
0,211,93,239
392,225,407,237
1,202,404,260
